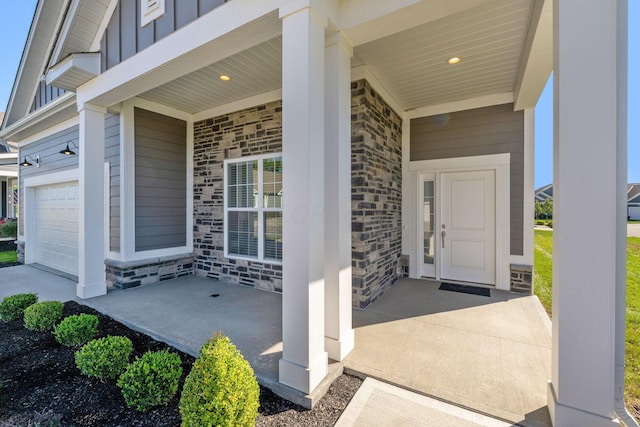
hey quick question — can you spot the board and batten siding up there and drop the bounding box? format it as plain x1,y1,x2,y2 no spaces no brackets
30,81,67,113
101,0,227,71
134,108,186,251
18,115,121,250
410,103,524,256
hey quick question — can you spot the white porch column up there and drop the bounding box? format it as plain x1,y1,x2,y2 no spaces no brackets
278,2,329,394
324,32,354,361
77,103,107,299
549,1,627,425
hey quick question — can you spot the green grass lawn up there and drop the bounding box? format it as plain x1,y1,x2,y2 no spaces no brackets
534,230,640,417
0,251,17,263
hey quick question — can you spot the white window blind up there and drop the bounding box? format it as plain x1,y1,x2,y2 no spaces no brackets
224,154,282,262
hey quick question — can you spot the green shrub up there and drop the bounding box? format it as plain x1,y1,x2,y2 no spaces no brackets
117,350,183,412
0,220,17,239
0,293,38,321
179,333,260,427
75,336,133,380
53,314,99,347
23,301,64,331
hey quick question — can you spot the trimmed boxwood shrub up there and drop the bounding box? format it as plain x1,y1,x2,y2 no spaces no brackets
53,314,99,347
23,301,64,331
0,293,38,321
117,350,183,411
179,333,260,427
75,336,133,380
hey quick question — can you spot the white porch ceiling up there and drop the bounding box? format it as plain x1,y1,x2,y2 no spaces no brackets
138,38,283,115
136,0,535,116
354,0,534,111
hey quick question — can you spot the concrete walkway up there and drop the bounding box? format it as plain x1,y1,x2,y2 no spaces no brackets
345,279,552,427
336,378,514,427
1,267,552,425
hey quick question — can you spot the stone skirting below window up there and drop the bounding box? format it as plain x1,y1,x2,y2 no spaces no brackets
15,240,25,263
105,254,194,289
510,264,533,294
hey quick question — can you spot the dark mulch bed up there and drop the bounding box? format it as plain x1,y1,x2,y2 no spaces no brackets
0,301,362,426
0,262,21,269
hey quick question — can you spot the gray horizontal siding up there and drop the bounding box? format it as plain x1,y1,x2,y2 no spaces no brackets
410,103,524,256
18,118,121,245
101,0,227,71
134,107,187,251
30,81,67,113
105,113,121,252
19,125,79,237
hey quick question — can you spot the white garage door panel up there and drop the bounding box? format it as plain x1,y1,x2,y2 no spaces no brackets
35,182,79,276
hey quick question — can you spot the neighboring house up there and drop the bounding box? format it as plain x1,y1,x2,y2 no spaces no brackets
0,0,630,424
0,113,18,219
535,183,553,202
536,183,640,220
629,184,640,220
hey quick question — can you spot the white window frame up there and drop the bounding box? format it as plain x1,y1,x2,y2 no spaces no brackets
223,153,283,264
141,0,165,27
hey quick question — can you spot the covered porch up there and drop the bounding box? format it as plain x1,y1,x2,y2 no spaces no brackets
0,266,552,425
42,0,627,423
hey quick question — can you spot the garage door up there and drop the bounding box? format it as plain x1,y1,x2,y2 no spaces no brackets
35,181,79,276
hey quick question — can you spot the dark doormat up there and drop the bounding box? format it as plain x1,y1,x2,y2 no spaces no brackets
439,282,491,297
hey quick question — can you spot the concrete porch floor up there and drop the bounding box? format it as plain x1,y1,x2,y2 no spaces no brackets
346,278,552,427
1,266,552,425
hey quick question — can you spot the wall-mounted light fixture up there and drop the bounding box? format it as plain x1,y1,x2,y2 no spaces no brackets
59,141,78,156
20,155,40,168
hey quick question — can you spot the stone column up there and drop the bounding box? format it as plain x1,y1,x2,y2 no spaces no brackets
77,103,107,299
548,1,627,425
324,32,355,361
278,1,329,395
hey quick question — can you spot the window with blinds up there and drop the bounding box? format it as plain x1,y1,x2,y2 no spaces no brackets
224,154,283,262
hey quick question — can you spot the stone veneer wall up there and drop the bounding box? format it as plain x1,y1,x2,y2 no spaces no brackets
192,101,283,291
351,80,403,308
105,255,194,289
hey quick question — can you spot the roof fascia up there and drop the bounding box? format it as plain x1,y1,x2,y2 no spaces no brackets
2,0,70,130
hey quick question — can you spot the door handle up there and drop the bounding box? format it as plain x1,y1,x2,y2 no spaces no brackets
441,230,446,248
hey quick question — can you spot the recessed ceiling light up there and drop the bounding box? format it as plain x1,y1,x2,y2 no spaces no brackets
447,56,461,65
219,75,231,81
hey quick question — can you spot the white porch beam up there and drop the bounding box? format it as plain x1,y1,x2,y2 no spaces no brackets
278,2,329,395
513,0,552,111
76,0,283,109
324,32,354,361
548,1,628,425
339,0,494,47
77,103,107,299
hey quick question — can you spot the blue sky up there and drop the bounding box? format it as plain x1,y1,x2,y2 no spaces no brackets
0,1,637,187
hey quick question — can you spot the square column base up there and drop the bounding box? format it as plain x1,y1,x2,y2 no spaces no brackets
325,330,355,361
547,381,620,426
279,351,328,395
77,281,107,299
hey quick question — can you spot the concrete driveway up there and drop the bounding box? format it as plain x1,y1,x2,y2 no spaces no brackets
629,223,640,238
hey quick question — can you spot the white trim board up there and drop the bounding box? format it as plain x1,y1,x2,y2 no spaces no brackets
406,93,514,120
409,153,511,290
15,116,80,147
118,98,194,261
192,89,282,122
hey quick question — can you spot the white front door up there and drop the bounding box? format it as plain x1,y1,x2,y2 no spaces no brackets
440,170,495,285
